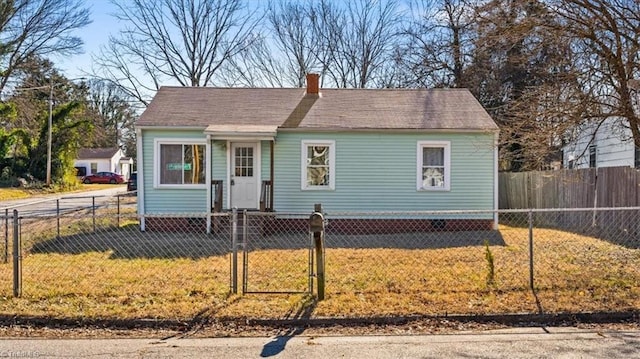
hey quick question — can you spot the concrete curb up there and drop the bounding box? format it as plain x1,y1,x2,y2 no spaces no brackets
1,311,638,331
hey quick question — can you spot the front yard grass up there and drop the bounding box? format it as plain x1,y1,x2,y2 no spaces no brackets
0,222,638,321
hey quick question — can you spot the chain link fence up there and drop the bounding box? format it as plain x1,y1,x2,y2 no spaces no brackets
1,199,639,319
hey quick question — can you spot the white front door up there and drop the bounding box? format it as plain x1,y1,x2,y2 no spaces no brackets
230,142,259,209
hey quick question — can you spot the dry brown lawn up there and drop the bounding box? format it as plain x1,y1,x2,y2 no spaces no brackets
0,221,638,321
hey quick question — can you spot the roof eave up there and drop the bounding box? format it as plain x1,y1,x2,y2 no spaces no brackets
278,127,499,133
135,125,208,131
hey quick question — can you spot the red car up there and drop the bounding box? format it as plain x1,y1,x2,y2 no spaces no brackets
82,171,125,184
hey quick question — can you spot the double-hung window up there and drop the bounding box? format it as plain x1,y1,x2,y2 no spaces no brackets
155,140,206,187
417,141,450,191
301,140,335,190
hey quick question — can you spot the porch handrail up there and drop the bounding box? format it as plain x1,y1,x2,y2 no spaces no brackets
260,180,273,212
211,180,223,212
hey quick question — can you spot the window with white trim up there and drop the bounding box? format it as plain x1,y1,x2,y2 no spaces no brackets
155,140,206,187
301,140,335,190
417,141,450,191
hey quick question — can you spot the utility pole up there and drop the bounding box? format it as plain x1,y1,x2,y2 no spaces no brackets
46,77,53,187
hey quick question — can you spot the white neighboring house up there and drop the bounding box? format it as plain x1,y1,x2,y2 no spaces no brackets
74,147,133,180
563,117,639,169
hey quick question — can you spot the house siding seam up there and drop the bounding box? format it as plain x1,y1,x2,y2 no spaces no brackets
273,132,495,214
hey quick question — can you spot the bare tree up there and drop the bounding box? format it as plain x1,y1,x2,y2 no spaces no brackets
86,79,138,155
94,0,261,104
219,0,403,89
310,0,402,88
217,1,317,88
551,0,640,149
0,0,90,92
217,34,289,87
268,1,321,87
466,0,588,171
400,0,476,88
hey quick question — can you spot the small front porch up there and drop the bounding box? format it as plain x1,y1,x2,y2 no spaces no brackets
204,124,277,233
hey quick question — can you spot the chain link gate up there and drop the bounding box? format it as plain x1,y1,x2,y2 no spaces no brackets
239,210,315,294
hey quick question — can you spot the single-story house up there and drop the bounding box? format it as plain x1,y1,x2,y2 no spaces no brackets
135,74,499,232
74,147,133,179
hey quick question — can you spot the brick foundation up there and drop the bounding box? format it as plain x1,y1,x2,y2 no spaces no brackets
143,216,494,235
144,217,207,232
261,218,494,235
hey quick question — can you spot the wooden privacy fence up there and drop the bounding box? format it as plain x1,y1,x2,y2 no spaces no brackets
499,166,640,239
499,166,640,209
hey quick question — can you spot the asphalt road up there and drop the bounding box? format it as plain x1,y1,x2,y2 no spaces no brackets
0,327,638,358
0,185,130,216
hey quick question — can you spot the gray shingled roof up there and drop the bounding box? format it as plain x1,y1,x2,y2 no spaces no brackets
137,86,498,131
77,147,120,159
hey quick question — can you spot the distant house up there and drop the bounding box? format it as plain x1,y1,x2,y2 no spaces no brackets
135,74,499,231
563,118,638,169
74,147,133,180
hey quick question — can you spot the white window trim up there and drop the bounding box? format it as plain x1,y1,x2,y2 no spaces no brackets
417,140,451,191
301,140,336,190
154,138,207,189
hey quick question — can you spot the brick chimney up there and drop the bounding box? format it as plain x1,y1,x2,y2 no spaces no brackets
306,73,320,95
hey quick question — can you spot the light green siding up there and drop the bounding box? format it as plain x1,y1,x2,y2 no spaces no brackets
211,140,228,209
140,129,496,214
261,140,272,181
273,131,496,213
141,129,208,213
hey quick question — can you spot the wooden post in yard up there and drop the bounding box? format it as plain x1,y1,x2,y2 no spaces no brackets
310,203,325,300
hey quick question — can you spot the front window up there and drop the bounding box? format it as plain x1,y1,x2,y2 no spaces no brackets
156,141,205,186
417,141,450,191
90,162,97,174
301,140,335,190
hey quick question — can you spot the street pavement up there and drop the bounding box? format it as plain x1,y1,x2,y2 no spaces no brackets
0,327,638,358
0,185,129,216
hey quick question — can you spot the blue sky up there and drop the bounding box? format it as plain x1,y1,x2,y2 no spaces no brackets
54,0,121,79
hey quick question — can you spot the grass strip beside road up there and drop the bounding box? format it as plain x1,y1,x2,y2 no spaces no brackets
0,184,121,202
0,188,33,201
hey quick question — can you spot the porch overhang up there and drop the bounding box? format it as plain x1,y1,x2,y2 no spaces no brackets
203,124,278,141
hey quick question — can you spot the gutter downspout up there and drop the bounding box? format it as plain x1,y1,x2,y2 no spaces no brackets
135,128,145,231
